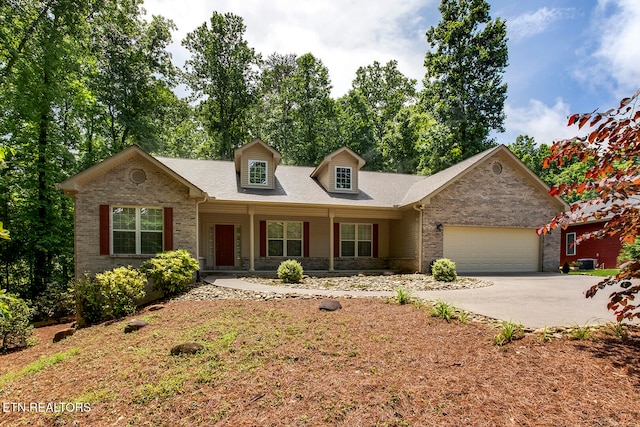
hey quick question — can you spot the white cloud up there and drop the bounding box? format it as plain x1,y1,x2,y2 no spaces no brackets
592,0,640,95
508,7,571,42
504,98,586,146
144,0,432,97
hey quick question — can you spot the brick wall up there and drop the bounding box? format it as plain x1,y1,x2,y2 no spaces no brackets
71,155,198,277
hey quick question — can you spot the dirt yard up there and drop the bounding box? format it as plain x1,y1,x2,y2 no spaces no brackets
1,297,639,426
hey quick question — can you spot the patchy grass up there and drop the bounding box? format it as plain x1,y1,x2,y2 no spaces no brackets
569,269,620,277
0,299,639,426
0,347,80,387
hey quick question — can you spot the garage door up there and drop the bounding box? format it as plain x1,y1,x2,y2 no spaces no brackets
443,226,540,273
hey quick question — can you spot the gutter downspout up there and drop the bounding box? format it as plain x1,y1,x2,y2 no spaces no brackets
413,204,425,273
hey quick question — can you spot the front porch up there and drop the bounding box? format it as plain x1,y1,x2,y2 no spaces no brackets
197,202,420,273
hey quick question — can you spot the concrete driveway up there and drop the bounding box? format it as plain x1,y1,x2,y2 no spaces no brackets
212,273,626,329
415,273,622,329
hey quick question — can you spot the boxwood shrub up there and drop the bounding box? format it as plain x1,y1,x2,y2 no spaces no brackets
140,249,199,296
277,259,303,284
431,258,457,282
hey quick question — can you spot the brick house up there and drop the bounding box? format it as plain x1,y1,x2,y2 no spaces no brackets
58,139,568,277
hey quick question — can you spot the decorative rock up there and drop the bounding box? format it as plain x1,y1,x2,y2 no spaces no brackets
319,299,342,312
147,304,165,312
69,321,77,329
170,342,205,356
124,319,148,333
53,328,75,343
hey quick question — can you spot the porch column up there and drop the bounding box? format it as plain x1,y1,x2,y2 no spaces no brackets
248,207,255,271
328,209,335,271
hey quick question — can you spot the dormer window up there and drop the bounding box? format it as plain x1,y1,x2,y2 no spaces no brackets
249,160,268,186
335,166,352,190
311,147,364,194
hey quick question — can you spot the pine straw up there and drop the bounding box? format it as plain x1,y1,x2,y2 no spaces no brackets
0,298,639,426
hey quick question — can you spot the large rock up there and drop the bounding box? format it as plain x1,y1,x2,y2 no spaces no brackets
124,319,148,333
146,304,165,312
53,328,75,343
170,342,205,356
319,299,342,312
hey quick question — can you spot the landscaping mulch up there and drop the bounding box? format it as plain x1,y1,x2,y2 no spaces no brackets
1,298,639,426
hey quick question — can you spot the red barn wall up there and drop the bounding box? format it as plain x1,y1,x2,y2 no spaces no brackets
560,222,623,269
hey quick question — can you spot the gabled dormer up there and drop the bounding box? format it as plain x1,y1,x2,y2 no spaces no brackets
234,139,282,190
310,146,365,194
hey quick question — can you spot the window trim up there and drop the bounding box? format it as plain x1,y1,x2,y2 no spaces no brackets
248,159,268,186
335,166,352,190
266,220,303,258
111,206,164,256
340,223,372,258
566,232,577,256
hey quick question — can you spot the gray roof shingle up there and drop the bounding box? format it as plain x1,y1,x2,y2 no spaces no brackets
156,157,424,207
155,144,540,209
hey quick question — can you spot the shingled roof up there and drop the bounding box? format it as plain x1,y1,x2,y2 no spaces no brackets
156,157,424,208
156,144,555,209
60,142,563,210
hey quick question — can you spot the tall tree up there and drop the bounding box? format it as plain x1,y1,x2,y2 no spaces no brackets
83,0,178,160
251,53,298,158
341,60,416,170
0,0,179,297
182,12,260,160
538,90,640,321
382,105,431,174
0,0,89,296
421,0,508,173
288,53,338,165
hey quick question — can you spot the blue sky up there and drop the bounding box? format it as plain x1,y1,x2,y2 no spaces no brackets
144,0,640,147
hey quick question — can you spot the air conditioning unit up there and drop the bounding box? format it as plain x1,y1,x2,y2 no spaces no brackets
577,258,597,270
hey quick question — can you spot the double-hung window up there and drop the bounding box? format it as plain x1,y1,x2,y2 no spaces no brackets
340,224,372,257
335,166,352,190
249,160,268,186
112,207,163,255
566,232,576,256
267,221,302,257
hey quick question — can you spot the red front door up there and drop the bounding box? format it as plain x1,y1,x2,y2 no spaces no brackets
215,225,235,267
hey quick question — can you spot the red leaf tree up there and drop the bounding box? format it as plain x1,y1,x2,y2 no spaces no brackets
538,89,640,321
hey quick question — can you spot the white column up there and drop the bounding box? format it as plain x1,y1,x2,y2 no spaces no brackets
329,209,335,272
248,207,255,271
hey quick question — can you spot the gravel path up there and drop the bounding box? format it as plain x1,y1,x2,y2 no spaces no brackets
171,273,493,303
241,273,492,292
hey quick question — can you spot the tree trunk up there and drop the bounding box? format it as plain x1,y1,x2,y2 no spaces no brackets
33,66,51,297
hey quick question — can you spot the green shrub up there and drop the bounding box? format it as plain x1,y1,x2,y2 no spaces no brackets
34,281,75,322
431,258,457,282
0,289,13,320
95,266,146,319
618,237,640,264
140,250,199,296
72,275,105,328
277,259,303,284
0,292,33,351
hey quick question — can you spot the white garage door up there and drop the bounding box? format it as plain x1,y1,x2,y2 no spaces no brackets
443,226,540,273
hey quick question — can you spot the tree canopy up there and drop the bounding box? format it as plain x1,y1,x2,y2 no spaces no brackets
421,0,508,173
